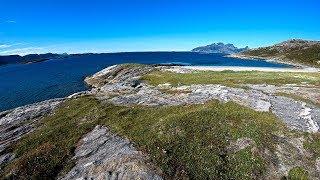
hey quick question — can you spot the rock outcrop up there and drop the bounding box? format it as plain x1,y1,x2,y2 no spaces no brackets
60,125,162,180
83,64,320,179
0,98,65,167
85,65,320,133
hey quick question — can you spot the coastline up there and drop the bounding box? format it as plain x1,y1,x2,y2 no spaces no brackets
1,63,320,179
227,53,313,69
170,65,320,73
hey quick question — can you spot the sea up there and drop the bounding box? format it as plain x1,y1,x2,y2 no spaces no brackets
0,52,291,111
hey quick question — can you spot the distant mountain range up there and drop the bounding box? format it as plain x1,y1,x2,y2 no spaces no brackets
0,53,69,66
239,39,320,67
1,39,319,67
192,43,249,54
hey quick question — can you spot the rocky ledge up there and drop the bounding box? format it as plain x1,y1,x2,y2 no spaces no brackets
0,98,65,166
0,93,88,168
85,64,320,133
85,64,320,179
1,63,320,179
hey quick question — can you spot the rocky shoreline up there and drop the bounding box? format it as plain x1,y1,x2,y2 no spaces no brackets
1,64,320,179
228,54,300,68
232,39,320,68
227,53,309,68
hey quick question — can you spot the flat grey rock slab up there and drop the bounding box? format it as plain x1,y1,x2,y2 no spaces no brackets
60,125,162,180
270,96,320,133
0,98,64,126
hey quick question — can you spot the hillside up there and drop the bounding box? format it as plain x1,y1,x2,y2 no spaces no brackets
240,39,320,67
192,43,249,54
1,64,320,179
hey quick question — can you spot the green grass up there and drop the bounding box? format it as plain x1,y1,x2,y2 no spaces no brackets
288,167,309,180
304,133,320,158
101,101,284,179
142,70,320,87
1,96,298,179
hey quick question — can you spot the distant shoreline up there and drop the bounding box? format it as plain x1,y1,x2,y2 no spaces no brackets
226,54,308,68
170,65,320,73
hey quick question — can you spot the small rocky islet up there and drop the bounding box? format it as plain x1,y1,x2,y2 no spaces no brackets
0,62,320,179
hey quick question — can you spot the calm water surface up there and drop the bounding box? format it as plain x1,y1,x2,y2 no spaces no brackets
0,52,290,111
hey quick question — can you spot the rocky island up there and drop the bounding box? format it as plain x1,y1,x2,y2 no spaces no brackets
0,62,320,179
192,42,249,54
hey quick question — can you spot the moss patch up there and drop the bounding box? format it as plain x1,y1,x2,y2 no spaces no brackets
304,133,320,158
288,167,309,180
100,102,279,179
142,70,320,87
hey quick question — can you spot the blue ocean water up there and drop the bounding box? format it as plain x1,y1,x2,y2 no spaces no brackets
0,52,290,111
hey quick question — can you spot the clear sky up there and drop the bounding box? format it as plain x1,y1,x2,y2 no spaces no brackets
0,0,319,55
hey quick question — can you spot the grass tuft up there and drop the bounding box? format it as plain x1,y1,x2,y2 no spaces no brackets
288,167,309,180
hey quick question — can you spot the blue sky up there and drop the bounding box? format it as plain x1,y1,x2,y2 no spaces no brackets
0,0,319,55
